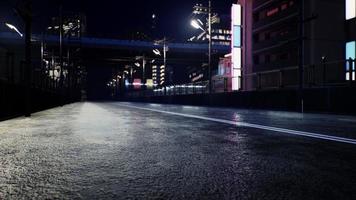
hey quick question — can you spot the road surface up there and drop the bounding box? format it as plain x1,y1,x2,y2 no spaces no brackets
0,102,356,199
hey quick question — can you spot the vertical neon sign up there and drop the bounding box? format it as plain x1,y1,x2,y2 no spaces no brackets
232,4,242,91
346,0,356,20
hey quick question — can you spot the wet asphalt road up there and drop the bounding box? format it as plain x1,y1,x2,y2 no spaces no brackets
0,102,356,199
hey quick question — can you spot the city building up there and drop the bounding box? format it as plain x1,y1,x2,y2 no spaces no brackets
234,0,355,91
212,55,233,92
189,4,232,46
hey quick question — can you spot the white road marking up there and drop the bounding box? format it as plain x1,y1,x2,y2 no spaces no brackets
118,104,356,145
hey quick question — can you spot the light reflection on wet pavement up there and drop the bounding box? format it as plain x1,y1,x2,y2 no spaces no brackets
0,102,355,199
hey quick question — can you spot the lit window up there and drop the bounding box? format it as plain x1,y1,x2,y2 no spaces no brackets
281,4,288,10
346,0,356,20
267,7,279,17
346,41,356,80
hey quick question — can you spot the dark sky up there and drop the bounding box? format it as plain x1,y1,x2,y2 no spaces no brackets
1,0,235,41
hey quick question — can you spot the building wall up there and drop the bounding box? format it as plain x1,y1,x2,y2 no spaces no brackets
237,0,254,91
238,0,349,90
252,0,299,72
347,18,356,41
305,0,346,82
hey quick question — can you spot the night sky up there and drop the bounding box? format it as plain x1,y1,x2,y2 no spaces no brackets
1,0,235,41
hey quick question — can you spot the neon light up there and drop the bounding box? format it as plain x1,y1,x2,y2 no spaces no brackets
232,48,241,69
232,4,241,26
233,26,241,47
231,3,242,91
346,41,356,70
346,0,356,20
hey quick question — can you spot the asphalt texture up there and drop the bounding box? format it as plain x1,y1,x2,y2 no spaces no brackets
0,102,356,199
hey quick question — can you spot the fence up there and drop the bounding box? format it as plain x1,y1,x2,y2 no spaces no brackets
244,59,355,90
125,59,355,99
125,81,210,98
0,45,82,119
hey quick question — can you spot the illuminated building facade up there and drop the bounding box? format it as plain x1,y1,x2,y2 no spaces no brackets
152,64,166,86
234,0,355,90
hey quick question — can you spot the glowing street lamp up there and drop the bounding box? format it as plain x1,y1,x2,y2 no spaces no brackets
190,19,205,32
5,23,23,37
153,49,161,56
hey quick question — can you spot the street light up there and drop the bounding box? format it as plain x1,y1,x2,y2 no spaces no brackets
190,19,205,32
153,49,161,56
5,23,23,37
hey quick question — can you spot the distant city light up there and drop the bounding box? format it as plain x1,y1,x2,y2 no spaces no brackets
153,49,161,56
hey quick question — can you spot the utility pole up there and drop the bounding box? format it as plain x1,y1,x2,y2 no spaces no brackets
208,0,212,94
155,37,169,91
41,33,44,89
17,0,32,117
192,1,213,94
298,0,305,113
163,38,168,78
59,4,64,105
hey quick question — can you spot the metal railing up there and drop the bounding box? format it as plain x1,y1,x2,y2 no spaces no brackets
244,59,356,90
125,81,210,98
154,81,210,96
124,59,355,98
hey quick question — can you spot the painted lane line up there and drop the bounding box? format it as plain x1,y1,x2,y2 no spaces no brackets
118,104,356,145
